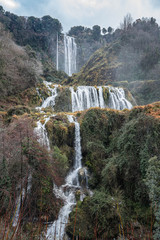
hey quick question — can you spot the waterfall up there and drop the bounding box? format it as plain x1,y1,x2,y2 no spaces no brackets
98,86,106,108
40,82,58,109
46,115,87,240
36,81,58,111
70,86,100,112
108,86,132,110
56,33,59,71
36,81,133,113
64,34,77,76
34,117,51,151
70,86,133,112
12,189,25,227
34,81,133,239
12,174,32,227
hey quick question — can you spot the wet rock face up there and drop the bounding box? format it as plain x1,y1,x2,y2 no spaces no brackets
54,88,72,112
78,168,88,188
57,36,104,74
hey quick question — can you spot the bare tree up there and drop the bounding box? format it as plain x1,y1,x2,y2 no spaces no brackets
120,13,133,31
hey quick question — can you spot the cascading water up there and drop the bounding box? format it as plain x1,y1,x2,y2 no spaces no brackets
70,86,132,112
34,117,51,151
12,189,25,227
33,81,133,239
64,34,77,76
12,174,32,227
46,115,87,240
36,81,58,111
35,81,58,150
108,86,132,110
36,81,133,113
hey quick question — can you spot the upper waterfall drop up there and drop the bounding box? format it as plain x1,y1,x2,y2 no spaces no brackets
64,34,77,76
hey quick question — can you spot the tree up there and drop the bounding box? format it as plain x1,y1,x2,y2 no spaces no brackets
92,25,101,40
0,5,5,14
120,13,133,31
68,26,85,36
102,27,107,35
108,26,113,34
41,15,62,33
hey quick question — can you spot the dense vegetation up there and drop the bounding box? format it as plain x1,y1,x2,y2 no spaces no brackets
0,6,62,54
67,103,160,239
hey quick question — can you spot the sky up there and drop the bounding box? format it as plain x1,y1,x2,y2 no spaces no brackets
0,0,160,32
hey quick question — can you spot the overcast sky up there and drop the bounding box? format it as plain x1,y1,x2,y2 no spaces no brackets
0,0,160,32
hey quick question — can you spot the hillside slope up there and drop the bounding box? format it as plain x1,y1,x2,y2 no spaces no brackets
66,18,160,104
0,23,42,98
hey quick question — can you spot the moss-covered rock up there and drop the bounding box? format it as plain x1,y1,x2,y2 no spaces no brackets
80,108,125,185
103,87,110,105
46,114,75,168
54,87,72,112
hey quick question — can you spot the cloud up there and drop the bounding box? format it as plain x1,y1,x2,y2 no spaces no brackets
0,0,20,9
37,0,160,32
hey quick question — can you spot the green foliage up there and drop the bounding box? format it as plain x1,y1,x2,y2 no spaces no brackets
92,25,101,40
145,156,160,239
53,146,69,177
0,9,62,52
103,87,110,105
54,87,72,112
107,113,160,203
81,109,125,182
76,106,160,238
108,26,113,33
67,190,124,239
68,26,85,36
45,114,75,174
102,27,107,35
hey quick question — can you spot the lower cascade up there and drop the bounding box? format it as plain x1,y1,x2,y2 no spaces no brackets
37,82,133,113
36,81,58,111
46,115,88,240
34,81,133,239
70,86,132,112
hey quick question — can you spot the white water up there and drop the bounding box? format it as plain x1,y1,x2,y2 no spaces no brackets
46,115,86,240
64,34,77,76
70,86,132,112
34,117,51,151
108,86,132,110
12,174,32,227
56,33,59,71
12,189,25,227
36,81,58,111
36,81,132,113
